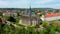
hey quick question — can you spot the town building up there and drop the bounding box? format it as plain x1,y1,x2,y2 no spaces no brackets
44,10,60,21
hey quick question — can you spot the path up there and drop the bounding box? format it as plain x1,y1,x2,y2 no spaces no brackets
6,21,20,28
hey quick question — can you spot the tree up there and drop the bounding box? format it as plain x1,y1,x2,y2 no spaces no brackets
7,16,16,22
17,12,20,17
0,12,3,16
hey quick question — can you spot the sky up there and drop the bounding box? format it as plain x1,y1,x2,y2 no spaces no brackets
0,0,60,9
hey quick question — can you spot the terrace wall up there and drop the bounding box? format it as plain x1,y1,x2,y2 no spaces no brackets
44,16,60,21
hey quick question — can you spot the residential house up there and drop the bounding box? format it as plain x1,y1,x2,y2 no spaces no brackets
44,10,60,21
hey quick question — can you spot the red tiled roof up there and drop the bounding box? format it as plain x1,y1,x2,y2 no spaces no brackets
45,13,60,18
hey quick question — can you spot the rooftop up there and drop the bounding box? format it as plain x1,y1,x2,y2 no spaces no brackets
45,12,60,18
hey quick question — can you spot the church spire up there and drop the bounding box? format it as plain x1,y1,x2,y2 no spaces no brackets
30,6,31,10
29,2,32,25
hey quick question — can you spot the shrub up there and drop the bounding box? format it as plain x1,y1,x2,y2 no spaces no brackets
45,24,56,34
42,21,47,27
39,29,47,34
56,25,60,32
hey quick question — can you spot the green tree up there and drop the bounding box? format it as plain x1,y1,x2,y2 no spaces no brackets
0,12,3,16
7,16,16,22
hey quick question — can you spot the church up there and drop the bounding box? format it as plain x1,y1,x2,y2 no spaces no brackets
19,7,42,26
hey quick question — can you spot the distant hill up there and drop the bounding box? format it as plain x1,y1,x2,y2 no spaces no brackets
0,8,60,10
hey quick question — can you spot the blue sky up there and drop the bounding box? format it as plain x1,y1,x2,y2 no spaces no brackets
0,0,60,9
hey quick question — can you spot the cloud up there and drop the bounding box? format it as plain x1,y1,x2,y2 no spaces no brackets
32,0,54,4
45,4,60,9
0,0,29,8
0,0,60,9
32,4,60,9
31,0,60,9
